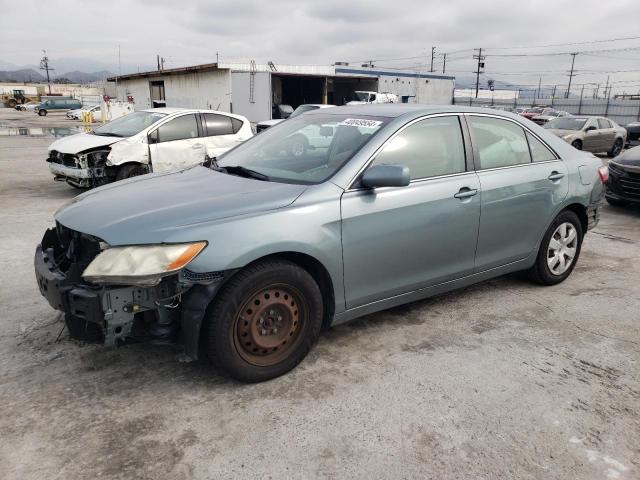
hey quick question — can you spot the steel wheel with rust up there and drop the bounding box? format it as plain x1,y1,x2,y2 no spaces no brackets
203,259,323,382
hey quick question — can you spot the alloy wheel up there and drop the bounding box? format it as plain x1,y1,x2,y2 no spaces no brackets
547,222,578,275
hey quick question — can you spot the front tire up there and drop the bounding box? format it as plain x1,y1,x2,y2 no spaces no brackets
202,259,323,382
64,314,104,343
38,109,47,116
527,210,583,286
115,163,147,181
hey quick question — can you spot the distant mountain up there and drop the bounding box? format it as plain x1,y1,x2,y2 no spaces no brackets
58,70,114,83
0,69,46,82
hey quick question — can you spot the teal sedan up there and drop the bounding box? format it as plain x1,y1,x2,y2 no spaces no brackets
34,105,606,382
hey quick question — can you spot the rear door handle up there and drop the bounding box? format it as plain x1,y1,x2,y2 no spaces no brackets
548,171,565,181
454,187,478,199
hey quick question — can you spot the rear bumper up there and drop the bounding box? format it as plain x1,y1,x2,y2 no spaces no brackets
586,203,601,230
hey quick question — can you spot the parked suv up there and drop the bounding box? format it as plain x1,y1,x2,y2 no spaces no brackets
46,108,252,188
34,105,606,382
35,98,83,116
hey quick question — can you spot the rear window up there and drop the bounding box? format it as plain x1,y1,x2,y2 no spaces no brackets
598,118,612,129
203,113,234,136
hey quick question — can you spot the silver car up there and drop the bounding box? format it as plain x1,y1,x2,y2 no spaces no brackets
545,116,627,157
34,105,606,382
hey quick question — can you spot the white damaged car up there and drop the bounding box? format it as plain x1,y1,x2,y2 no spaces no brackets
46,108,253,188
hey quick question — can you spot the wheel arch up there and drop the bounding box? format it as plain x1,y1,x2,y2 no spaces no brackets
562,202,588,234
238,251,336,330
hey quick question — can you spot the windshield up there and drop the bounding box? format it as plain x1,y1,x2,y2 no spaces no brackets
289,105,320,118
93,111,166,137
545,117,587,130
217,113,389,184
352,92,371,102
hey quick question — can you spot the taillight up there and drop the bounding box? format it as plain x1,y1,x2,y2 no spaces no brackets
598,165,609,183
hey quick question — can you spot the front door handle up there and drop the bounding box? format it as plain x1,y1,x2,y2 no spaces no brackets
191,143,203,149
548,171,565,181
454,187,478,199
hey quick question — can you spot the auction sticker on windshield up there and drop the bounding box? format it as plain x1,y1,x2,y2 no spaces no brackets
340,118,383,129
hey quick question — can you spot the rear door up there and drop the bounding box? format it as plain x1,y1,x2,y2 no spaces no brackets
341,114,481,308
468,114,569,271
148,113,205,172
201,113,251,158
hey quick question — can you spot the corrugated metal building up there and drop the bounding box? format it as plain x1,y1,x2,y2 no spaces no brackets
108,61,455,123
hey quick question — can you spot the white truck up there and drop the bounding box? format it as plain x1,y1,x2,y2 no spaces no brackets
347,91,399,105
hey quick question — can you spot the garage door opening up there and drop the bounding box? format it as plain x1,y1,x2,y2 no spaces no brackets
270,74,379,118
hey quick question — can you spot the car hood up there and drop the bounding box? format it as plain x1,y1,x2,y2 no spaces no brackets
612,146,640,167
48,132,122,154
55,166,308,245
546,129,580,137
257,119,283,127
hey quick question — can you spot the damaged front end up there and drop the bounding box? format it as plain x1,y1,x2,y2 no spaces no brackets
47,148,117,188
34,223,224,359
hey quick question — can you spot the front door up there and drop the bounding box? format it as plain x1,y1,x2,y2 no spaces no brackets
148,113,205,173
341,115,481,309
582,118,601,152
468,114,569,271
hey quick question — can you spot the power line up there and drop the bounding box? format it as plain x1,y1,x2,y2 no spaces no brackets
482,35,640,50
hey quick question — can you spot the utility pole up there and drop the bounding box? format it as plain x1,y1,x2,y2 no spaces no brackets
39,50,54,94
442,53,447,74
603,75,610,100
536,77,542,101
565,52,578,98
157,55,161,71
594,83,600,99
473,48,485,99
430,46,436,73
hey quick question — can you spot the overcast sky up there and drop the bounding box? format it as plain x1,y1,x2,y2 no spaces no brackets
2,0,640,94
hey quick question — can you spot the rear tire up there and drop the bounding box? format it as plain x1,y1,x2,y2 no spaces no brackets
527,210,583,286
115,163,147,181
571,139,582,150
202,259,323,382
607,138,623,158
38,109,47,116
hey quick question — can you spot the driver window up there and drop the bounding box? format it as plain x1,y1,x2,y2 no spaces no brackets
371,116,466,180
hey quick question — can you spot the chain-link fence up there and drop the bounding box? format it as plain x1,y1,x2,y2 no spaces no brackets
454,93,640,126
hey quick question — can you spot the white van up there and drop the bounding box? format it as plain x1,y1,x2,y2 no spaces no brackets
46,108,253,188
347,91,399,105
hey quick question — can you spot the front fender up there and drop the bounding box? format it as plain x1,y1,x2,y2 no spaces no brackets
107,134,149,166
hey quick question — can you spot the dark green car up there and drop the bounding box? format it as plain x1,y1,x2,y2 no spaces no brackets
34,98,82,116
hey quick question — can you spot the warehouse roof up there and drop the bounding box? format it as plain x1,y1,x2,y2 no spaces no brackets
107,63,227,81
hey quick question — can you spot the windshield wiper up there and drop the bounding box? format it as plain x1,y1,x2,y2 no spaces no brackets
222,165,270,181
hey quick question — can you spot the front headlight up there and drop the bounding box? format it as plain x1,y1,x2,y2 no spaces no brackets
82,242,207,286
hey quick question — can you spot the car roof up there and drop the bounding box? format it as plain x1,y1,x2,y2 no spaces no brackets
305,104,537,120
141,107,247,120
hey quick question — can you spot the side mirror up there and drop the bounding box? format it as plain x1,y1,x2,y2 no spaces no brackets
585,126,596,132
148,130,159,144
319,126,334,137
361,164,410,188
